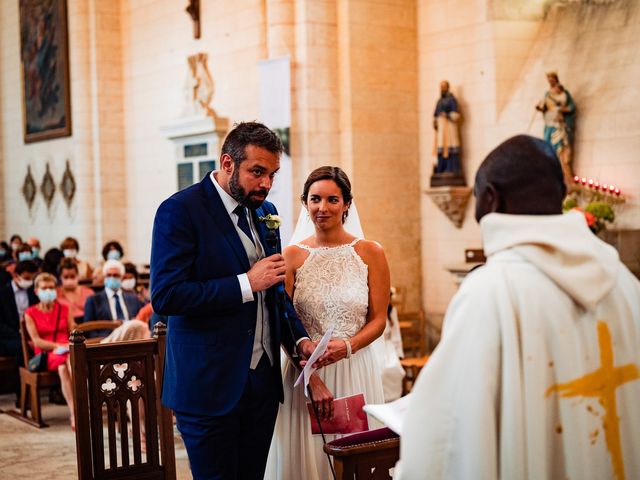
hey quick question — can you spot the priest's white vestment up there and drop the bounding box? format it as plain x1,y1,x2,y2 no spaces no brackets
396,211,640,480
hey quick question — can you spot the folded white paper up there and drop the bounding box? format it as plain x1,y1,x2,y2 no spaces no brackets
363,393,412,435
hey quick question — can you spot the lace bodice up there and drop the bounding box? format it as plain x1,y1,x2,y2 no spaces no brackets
293,239,369,342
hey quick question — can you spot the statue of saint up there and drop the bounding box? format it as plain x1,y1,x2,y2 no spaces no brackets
536,72,576,184
431,81,465,187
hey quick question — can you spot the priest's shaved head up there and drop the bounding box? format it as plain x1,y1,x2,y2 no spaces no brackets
474,134,566,222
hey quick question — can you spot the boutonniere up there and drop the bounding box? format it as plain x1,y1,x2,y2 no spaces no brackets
258,214,281,230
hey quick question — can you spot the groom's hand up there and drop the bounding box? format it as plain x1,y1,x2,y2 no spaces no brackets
247,254,286,292
297,339,315,360
309,374,334,420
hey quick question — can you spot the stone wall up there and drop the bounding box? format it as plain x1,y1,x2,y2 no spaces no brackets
0,0,423,311
418,0,640,332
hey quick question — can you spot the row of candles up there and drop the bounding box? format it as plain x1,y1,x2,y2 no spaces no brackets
573,175,621,196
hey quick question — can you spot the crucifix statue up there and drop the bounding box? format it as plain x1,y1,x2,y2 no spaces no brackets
185,0,201,39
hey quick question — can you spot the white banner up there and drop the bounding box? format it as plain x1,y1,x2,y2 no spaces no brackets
259,57,294,246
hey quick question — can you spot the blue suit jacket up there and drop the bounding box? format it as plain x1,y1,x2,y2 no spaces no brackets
83,290,145,322
150,174,308,416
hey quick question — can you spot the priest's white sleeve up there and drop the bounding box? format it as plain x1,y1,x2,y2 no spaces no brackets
395,269,503,480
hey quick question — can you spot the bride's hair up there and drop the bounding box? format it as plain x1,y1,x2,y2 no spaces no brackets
301,166,353,222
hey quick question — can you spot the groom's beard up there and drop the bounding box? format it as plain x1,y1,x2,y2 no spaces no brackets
229,169,269,210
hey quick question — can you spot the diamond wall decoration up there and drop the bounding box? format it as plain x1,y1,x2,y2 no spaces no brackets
60,160,76,208
22,166,37,209
40,163,56,208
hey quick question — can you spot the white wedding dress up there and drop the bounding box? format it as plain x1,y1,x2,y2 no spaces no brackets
266,239,385,480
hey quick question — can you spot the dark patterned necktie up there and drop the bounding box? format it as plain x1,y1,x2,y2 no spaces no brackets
233,205,255,245
114,293,125,320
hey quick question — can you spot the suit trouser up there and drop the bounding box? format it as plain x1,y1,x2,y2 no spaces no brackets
175,353,279,480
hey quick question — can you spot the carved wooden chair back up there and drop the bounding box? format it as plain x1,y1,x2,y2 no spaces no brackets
70,322,176,479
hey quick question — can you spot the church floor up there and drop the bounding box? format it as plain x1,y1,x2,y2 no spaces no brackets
0,393,192,479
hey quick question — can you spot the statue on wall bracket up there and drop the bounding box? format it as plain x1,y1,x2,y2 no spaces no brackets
426,80,471,228
535,71,576,187
430,80,466,188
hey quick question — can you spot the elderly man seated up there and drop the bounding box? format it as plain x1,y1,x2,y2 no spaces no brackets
83,259,148,342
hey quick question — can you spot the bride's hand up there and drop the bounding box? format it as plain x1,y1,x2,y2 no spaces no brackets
314,339,349,368
308,374,334,420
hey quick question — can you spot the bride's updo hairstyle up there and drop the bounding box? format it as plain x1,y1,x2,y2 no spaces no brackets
301,166,353,222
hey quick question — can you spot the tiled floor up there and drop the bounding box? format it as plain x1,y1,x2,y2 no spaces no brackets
0,393,192,479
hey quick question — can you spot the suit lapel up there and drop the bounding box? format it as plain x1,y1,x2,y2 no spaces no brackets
252,206,279,256
200,175,251,271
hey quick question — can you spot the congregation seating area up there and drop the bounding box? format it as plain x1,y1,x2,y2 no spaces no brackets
1,235,432,479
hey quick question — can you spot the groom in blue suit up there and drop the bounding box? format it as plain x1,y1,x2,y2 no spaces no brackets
151,122,316,479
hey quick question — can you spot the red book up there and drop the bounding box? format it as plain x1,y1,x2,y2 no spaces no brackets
307,393,369,435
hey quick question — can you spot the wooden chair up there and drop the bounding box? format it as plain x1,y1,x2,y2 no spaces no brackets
70,322,176,479
398,311,429,394
5,318,61,427
400,356,429,395
398,311,425,358
323,427,400,480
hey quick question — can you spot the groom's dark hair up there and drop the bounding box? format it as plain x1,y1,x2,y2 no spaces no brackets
221,122,284,167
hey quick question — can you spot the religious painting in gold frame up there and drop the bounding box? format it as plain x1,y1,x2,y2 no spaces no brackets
19,0,72,143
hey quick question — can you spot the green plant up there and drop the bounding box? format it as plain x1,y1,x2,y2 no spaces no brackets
563,185,623,234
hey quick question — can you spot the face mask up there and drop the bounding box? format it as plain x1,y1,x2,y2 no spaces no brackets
11,243,20,251
0,249,6,257
106,250,121,261
104,277,122,291
121,278,136,291
16,277,34,289
18,252,33,261
62,277,79,289
31,247,40,257
37,288,57,304
63,249,77,258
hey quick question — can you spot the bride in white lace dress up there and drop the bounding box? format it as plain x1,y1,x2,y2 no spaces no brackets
266,166,390,480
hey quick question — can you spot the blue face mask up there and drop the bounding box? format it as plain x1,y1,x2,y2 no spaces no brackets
37,288,57,304
31,247,40,258
104,277,122,291
106,250,122,261
0,249,6,257
18,252,33,261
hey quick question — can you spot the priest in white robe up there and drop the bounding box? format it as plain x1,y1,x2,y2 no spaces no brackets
396,135,640,480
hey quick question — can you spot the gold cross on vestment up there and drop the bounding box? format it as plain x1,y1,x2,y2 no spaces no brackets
546,321,640,480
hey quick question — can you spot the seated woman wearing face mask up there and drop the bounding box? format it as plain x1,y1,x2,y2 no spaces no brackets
60,237,93,282
24,272,76,430
56,258,95,322
92,240,125,285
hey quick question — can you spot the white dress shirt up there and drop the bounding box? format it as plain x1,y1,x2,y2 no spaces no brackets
105,287,131,321
12,280,29,319
211,171,273,368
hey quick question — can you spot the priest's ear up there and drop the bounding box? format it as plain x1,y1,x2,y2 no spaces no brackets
474,181,500,223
